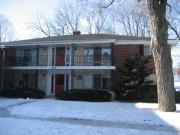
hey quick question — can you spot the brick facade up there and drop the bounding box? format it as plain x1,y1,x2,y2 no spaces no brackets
112,45,155,89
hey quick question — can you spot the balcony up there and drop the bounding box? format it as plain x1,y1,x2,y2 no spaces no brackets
73,55,111,66
6,54,112,66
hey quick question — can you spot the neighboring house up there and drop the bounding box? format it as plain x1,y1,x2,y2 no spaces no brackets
0,32,179,96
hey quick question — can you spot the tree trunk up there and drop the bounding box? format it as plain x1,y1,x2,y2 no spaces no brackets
146,0,176,111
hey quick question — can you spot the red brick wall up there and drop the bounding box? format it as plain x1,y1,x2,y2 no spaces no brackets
112,45,155,89
113,45,140,67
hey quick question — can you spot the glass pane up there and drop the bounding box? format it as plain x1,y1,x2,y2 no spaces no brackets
84,48,93,56
102,75,111,89
84,48,94,65
102,48,111,65
102,48,111,55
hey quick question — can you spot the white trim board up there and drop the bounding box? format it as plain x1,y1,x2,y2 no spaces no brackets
5,66,116,70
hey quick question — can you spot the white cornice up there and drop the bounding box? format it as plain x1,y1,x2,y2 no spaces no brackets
6,66,116,70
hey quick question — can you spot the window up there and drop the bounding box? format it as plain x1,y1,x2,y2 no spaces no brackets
93,75,101,89
84,48,93,56
84,48,94,65
24,50,31,65
93,74,111,90
16,49,24,66
23,74,36,88
101,48,111,65
102,76,111,89
83,75,93,89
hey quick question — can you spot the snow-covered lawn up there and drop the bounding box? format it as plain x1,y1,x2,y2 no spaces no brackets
0,98,32,107
0,117,174,135
7,99,180,128
0,98,180,135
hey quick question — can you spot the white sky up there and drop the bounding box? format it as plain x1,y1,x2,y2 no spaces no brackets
0,0,59,40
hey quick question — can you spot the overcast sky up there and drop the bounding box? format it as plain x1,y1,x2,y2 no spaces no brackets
0,0,59,40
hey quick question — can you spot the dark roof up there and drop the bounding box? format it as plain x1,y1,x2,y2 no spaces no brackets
4,34,150,44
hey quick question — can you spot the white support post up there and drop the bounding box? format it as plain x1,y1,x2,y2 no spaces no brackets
69,46,72,66
68,71,72,90
47,47,52,66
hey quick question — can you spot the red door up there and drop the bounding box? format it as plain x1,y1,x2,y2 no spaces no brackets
56,47,65,66
55,74,64,94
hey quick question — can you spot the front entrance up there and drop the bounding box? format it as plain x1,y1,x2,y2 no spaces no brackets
55,74,64,94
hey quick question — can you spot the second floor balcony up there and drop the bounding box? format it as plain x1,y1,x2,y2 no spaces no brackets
6,54,113,67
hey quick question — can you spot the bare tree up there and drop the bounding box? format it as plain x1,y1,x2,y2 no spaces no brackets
0,15,15,43
85,2,108,34
54,0,84,34
30,14,52,37
114,2,151,37
104,15,117,34
31,0,84,36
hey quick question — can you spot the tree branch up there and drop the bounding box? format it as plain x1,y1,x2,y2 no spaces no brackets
168,21,180,39
103,0,115,8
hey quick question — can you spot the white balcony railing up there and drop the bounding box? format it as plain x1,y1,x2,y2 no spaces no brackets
7,54,112,66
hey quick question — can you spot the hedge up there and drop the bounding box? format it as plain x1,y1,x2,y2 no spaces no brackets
176,91,180,103
56,89,115,102
113,87,180,103
0,87,45,99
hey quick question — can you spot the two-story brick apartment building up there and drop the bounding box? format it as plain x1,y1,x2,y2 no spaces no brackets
0,33,178,96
